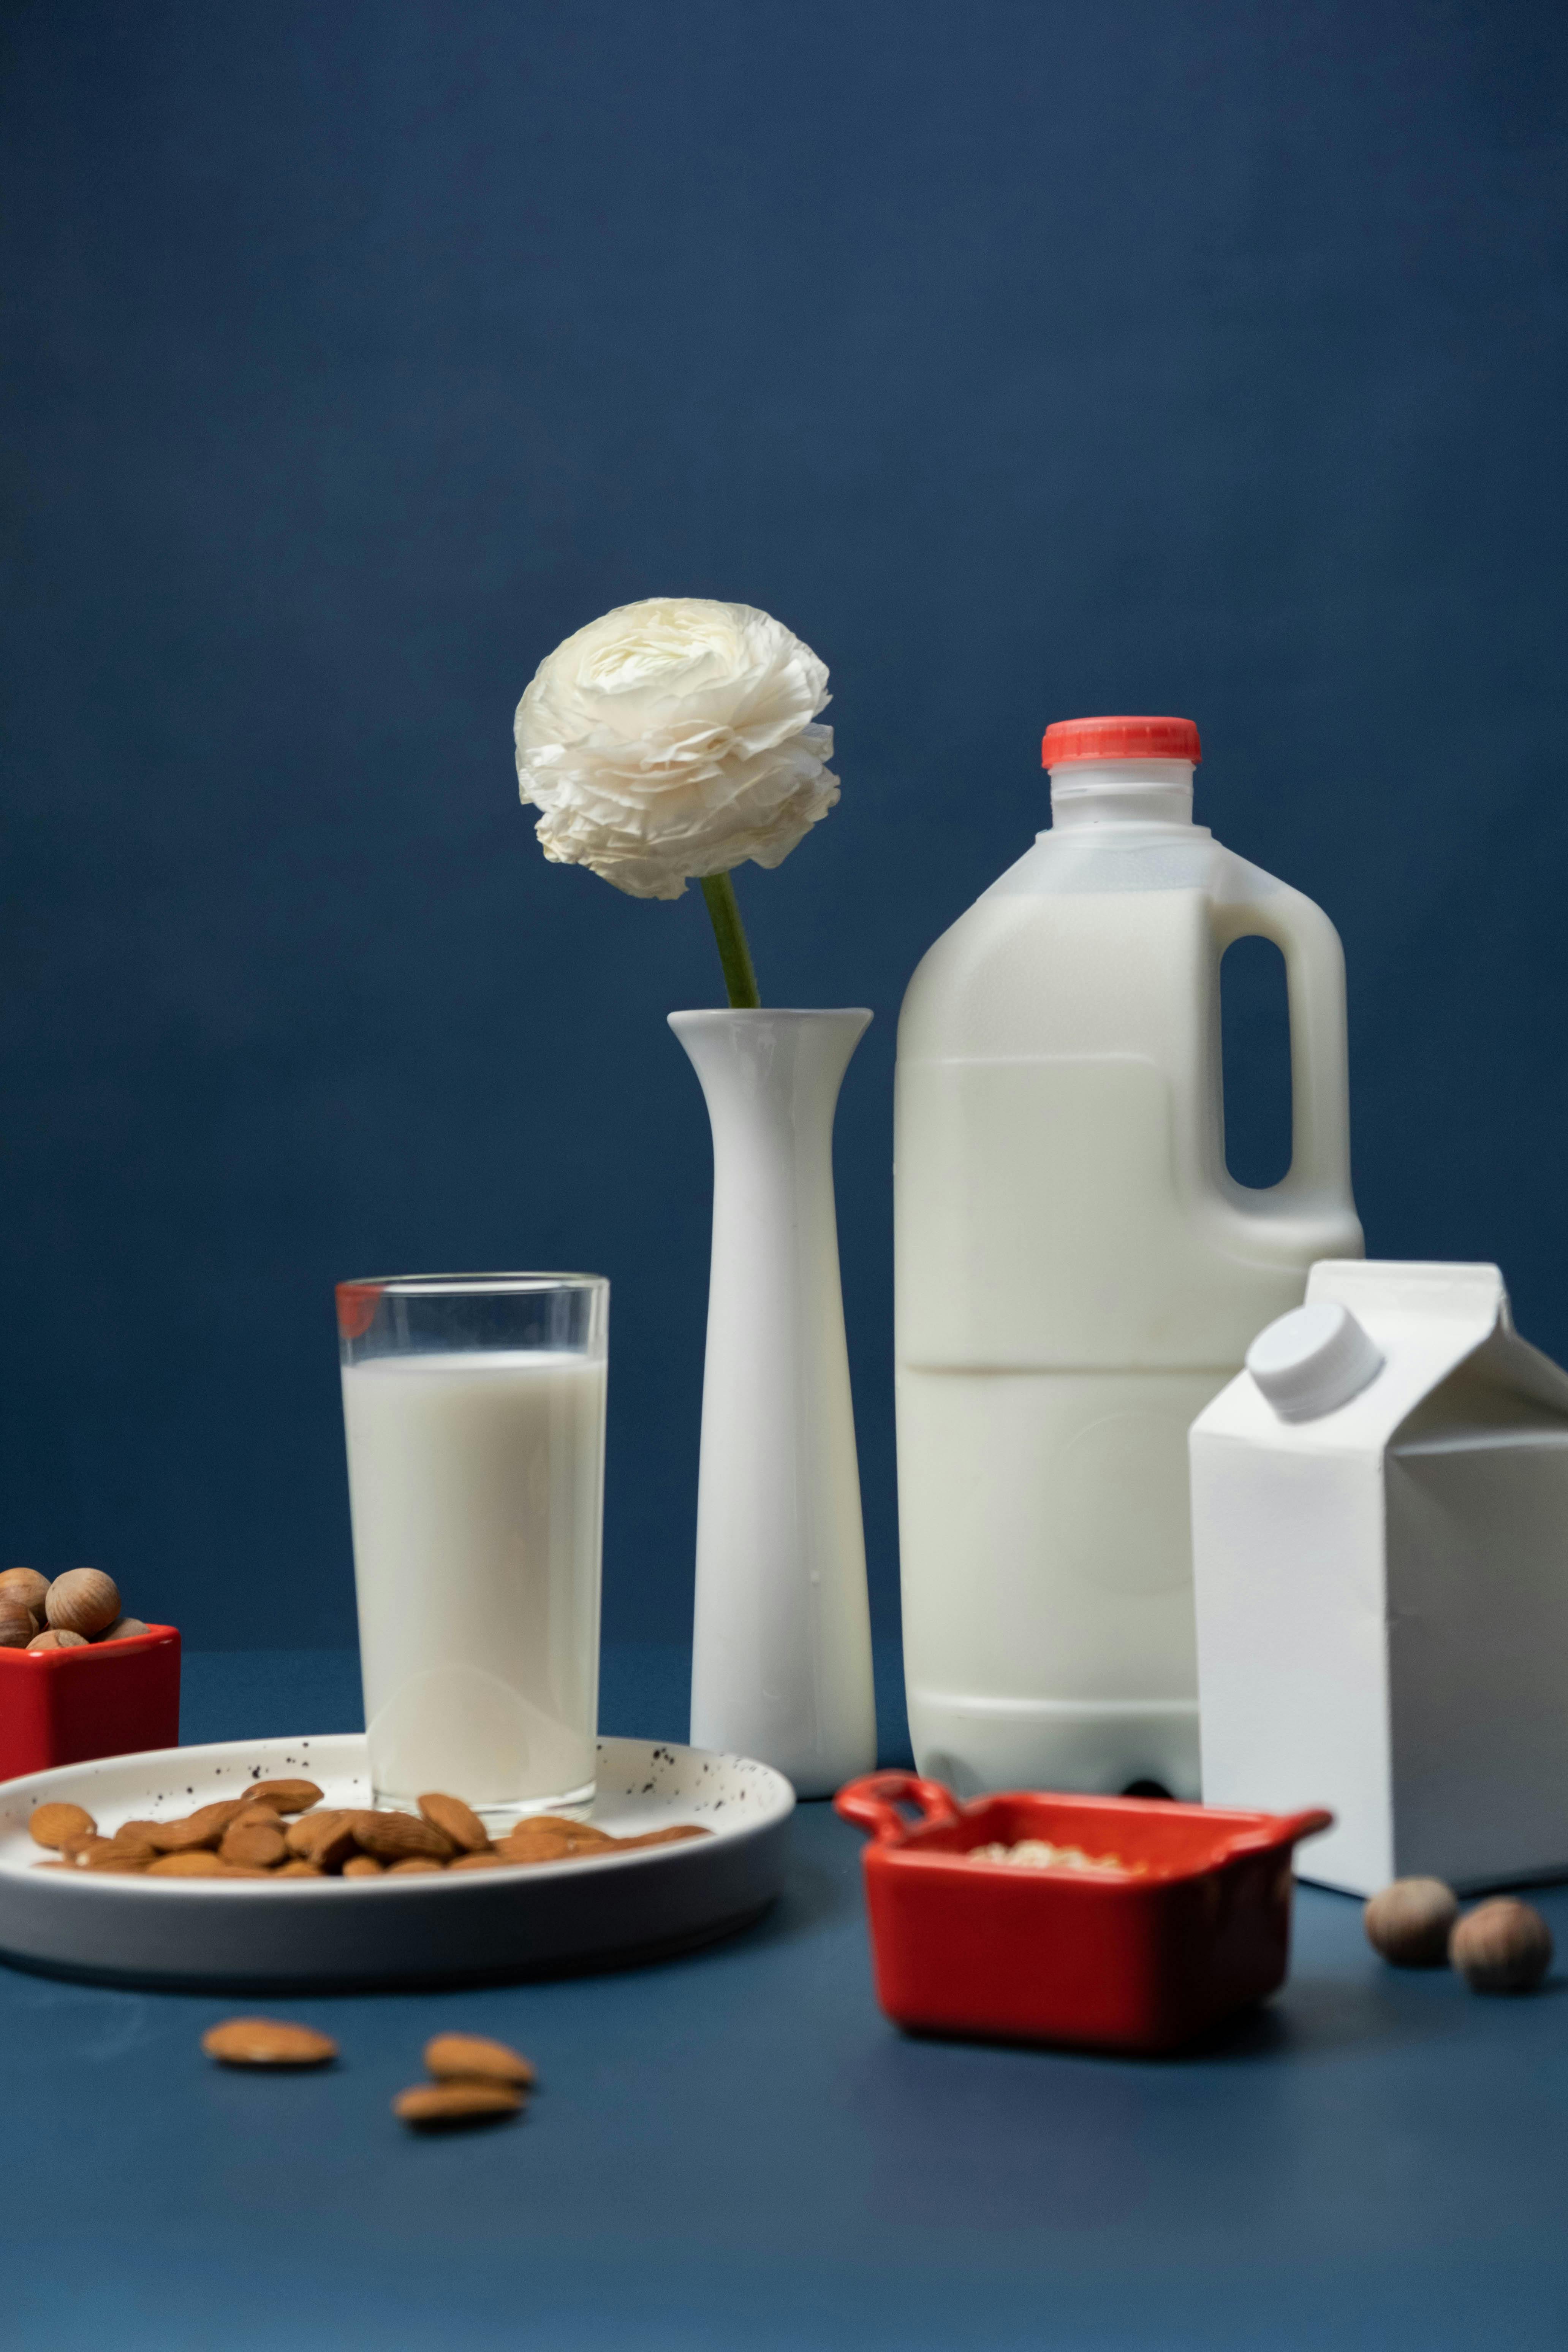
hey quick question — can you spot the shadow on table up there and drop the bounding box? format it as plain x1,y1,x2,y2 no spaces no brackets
1192,1975,1461,2062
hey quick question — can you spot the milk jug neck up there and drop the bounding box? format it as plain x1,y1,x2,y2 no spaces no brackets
1047,757,1195,831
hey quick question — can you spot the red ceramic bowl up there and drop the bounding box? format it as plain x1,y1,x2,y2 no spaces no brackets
835,1771,1332,2055
0,1626,181,1782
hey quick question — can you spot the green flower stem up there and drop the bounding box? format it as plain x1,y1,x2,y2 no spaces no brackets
699,872,762,1009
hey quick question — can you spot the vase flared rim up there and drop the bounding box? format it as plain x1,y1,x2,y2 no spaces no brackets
667,1007,872,1021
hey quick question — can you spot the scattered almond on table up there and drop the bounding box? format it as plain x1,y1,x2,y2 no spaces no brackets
30,1787,713,1880
197,2016,536,2134
0,1565,153,1653
394,2031,536,2129
394,2080,524,2129
425,2031,537,2088
202,2017,339,2067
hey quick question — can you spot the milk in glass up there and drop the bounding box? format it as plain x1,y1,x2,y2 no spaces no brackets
342,1348,606,1813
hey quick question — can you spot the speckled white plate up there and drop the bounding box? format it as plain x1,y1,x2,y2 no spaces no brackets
0,1733,794,1989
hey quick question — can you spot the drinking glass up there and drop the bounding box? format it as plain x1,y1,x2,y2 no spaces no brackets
337,1273,609,1821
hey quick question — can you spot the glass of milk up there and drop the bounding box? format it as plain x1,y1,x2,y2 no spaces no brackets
337,1273,609,1823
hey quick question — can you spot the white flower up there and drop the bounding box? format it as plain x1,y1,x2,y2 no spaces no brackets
514,597,839,901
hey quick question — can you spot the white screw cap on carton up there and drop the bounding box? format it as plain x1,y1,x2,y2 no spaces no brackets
1245,1301,1385,1423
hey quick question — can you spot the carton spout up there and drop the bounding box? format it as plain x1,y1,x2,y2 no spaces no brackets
1246,1300,1385,1422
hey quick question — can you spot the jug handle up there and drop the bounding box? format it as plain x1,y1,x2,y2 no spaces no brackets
834,1770,961,1844
1210,882,1353,1206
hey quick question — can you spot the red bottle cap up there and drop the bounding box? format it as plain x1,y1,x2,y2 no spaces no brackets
1041,715,1201,767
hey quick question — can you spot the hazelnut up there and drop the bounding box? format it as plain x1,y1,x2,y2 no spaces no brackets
101,1618,150,1643
1450,1898,1553,1994
45,1568,120,1638
1364,1876,1460,1968
27,1628,87,1652
0,1598,37,1649
0,1567,50,1617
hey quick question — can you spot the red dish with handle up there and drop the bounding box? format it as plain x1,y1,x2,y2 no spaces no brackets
835,1771,1332,2055
0,1626,181,1782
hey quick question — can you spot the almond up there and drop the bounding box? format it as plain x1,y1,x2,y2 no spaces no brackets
243,1779,324,1815
220,1820,289,1870
393,2081,522,2129
352,1811,454,1864
341,1854,384,1877
147,1800,247,1853
386,1857,445,1875
44,1567,120,1638
231,1803,289,1832
60,1834,118,1866
612,1824,713,1851
108,1828,160,1860
202,2017,338,2067
284,1809,345,1857
274,1860,324,1877
286,1813,360,1872
80,1844,151,1872
495,1826,575,1864
30,1802,97,1850
146,1850,228,1876
418,1792,490,1853
527,1815,616,1845
448,1852,508,1872
424,2032,535,2089
313,1825,363,1873
114,1819,163,1852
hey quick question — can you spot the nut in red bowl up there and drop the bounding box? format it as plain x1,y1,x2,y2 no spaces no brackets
834,1771,1332,2055
0,1626,181,1782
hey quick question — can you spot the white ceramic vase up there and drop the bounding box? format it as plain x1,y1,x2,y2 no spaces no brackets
669,1008,877,1798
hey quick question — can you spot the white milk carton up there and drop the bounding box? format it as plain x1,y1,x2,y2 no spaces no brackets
1190,1261,1568,1896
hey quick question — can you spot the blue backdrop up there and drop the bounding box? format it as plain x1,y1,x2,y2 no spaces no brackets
2,0,1565,1651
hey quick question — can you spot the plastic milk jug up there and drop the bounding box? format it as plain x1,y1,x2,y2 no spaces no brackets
894,715,1362,1799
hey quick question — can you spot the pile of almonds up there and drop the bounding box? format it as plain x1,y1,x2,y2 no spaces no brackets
1364,1875,1554,1993
0,1566,149,1654
30,1781,711,1879
201,2017,536,2131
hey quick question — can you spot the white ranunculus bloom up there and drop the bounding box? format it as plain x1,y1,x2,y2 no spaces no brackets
514,597,839,900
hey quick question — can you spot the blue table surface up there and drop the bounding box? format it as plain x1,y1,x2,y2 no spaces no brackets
5,1642,1566,2352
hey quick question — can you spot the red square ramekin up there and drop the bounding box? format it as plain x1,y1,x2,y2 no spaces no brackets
834,1771,1331,2055
0,1625,181,1781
